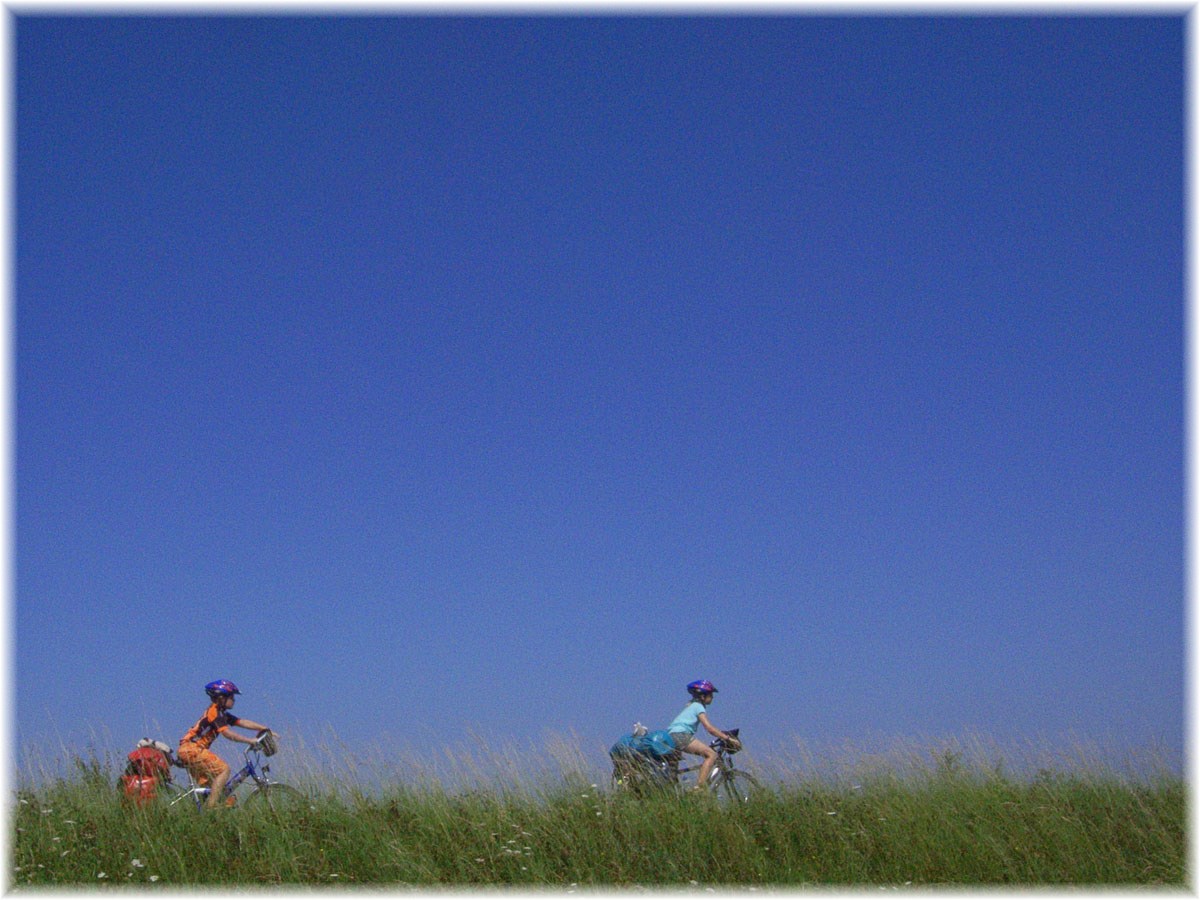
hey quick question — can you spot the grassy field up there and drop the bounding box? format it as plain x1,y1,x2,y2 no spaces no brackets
10,741,1186,887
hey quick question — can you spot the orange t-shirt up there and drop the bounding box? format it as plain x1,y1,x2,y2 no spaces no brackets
180,703,241,750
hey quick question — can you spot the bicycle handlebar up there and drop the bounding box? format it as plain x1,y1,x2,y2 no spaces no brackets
711,728,743,754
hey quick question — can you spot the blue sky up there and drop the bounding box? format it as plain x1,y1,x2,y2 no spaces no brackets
13,13,1184,776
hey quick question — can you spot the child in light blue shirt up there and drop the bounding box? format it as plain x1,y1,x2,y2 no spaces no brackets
668,700,707,737
666,680,740,790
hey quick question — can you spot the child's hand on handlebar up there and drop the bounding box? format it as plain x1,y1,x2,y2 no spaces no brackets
251,729,280,755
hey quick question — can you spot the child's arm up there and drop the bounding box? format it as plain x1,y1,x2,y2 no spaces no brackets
224,720,272,744
222,729,261,746
697,712,738,744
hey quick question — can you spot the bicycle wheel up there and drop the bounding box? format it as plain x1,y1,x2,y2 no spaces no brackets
612,756,674,798
706,765,763,803
244,783,313,815
611,764,636,794
129,779,192,811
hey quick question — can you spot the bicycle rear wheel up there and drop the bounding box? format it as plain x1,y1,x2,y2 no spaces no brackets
245,783,313,815
129,779,193,810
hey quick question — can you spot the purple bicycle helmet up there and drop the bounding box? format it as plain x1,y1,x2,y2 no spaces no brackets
687,679,718,696
205,680,241,700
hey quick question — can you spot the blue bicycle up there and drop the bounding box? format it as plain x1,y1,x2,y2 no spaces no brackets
165,732,310,813
611,727,763,802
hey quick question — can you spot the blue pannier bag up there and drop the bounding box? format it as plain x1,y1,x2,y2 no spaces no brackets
609,733,640,758
638,729,677,759
609,729,676,761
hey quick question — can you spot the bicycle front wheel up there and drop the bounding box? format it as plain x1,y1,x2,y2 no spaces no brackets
709,767,764,803
244,783,313,815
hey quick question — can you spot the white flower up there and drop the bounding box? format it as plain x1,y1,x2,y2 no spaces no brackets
149,876,159,882
131,858,145,868
97,873,107,879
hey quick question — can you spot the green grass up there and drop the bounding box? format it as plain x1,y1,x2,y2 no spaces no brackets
10,742,1186,887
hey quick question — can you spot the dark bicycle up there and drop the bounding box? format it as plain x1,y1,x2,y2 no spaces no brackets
165,731,311,813
611,727,764,802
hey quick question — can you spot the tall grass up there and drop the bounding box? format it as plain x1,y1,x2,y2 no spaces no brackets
10,735,1185,887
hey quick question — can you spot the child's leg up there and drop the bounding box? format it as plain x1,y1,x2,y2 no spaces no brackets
682,739,718,787
178,745,230,808
207,762,232,809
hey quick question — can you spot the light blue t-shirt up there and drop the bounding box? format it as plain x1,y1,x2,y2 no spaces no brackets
667,701,706,736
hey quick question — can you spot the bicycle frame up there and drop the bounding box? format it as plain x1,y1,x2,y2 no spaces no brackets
169,746,274,809
673,736,743,787
615,729,747,794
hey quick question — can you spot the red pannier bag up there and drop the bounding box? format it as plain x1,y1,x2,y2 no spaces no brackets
119,740,173,807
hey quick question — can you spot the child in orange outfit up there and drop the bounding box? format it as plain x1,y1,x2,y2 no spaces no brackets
177,680,273,809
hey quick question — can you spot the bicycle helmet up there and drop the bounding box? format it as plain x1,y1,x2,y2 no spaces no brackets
205,680,241,700
687,679,718,696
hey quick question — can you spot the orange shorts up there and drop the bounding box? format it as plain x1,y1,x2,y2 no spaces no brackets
177,742,230,786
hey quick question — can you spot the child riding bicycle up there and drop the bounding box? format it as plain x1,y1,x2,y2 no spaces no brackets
177,680,275,809
667,680,740,791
